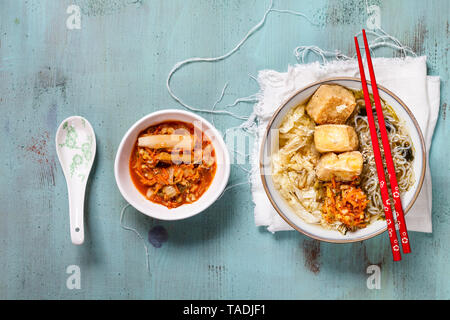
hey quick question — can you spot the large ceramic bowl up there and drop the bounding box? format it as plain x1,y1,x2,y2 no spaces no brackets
260,78,426,242
115,109,230,220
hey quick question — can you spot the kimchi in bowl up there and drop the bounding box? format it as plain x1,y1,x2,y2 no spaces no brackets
115,109,230,220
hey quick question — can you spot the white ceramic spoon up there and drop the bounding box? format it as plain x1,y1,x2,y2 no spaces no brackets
56,116,96,245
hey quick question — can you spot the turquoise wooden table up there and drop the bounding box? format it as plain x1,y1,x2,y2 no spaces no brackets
1,0,449,299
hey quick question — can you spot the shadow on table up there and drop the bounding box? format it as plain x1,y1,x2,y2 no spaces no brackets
160,188,238,247
263,223,437,280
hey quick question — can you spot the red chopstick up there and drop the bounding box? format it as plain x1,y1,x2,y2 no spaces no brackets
354,36,401,261
362,29,411,254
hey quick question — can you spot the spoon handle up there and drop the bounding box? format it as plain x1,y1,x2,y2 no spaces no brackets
68,184,85,245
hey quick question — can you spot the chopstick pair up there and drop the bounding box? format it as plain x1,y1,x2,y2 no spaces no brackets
354,30,411,261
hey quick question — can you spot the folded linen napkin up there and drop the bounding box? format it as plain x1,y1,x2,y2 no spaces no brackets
251,56,440,233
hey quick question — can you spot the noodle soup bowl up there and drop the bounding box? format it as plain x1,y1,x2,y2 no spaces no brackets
115,109,230,220
260,78,426,243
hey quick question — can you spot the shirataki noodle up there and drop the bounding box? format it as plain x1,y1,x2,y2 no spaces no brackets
350,91,415,220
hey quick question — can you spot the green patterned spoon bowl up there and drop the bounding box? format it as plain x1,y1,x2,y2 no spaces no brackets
56,116,96,245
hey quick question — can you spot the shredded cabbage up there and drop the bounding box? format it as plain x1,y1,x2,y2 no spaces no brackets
271,104,322,224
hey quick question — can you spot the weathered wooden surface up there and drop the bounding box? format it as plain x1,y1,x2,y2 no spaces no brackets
0,0,449,299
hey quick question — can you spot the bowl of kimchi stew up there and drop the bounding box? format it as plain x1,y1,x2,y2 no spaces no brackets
115,109,230,220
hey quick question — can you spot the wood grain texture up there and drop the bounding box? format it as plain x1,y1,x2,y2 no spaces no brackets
0,0,449,299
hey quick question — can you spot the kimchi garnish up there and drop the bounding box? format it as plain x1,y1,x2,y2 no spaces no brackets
321,177,370,230
129,121,216,209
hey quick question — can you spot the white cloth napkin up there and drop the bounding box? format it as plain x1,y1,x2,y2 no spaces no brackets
251,56,440,233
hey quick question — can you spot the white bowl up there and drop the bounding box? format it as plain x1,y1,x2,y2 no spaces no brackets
260,78,426,243
115,109,230,220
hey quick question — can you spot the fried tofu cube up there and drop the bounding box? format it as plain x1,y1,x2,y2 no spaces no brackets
314,124,359,153
316,151,363,181
306,84,356,124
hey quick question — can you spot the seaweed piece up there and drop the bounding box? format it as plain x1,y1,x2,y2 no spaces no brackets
404,146,414,161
